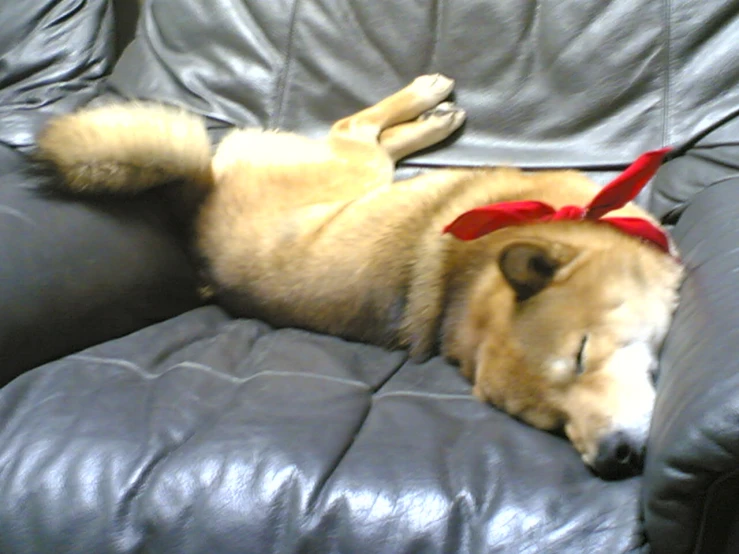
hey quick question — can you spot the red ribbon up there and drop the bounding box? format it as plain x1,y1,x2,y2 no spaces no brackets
443,147,672,254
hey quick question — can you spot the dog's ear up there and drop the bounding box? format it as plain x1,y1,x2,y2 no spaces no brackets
498,240,579,301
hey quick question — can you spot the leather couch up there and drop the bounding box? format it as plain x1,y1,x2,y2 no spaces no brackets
1,0,737,552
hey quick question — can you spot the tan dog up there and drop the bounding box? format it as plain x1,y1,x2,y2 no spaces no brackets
37,75,682,478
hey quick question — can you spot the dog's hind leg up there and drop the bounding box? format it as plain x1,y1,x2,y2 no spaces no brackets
329,74,457,144
378,101,466,162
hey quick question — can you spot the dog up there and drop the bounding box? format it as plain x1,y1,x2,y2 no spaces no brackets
36,75,682,479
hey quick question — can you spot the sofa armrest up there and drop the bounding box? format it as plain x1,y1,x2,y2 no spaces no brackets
649,114,739,222
0,147,202,384
643,178,739,554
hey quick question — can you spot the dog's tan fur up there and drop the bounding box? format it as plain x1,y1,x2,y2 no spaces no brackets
37,75,682,477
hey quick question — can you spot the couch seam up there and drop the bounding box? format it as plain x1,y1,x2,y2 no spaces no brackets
303,398,372,512
700,173,739,191
374,391,473,402
303,354,409,511
426,0,443,73
657,171,739,224
113,436,182,548
661,0,673,146
270,0,302,129
69,354,371,389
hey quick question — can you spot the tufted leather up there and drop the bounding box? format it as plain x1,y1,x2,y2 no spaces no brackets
0,307,646,554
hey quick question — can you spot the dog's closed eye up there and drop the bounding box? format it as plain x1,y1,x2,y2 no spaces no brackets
575,335,589,376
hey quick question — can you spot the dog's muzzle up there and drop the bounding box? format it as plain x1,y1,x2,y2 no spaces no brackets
593,430,646,479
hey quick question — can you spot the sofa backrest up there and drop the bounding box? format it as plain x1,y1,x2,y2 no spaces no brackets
110,0,739,170
0,0,115,150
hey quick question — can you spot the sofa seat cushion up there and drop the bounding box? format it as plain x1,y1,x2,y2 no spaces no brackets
0,306,645,553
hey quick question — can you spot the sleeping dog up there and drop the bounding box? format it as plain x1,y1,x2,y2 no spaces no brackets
37,75,682,478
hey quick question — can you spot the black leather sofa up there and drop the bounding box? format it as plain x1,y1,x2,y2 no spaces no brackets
1,0,738,552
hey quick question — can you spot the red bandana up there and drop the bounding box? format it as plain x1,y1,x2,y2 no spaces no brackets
443,147,672,254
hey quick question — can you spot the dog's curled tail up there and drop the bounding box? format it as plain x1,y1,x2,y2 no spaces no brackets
36,103,214,198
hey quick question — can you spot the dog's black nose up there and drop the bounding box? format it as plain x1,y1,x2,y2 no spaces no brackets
593,431,645,480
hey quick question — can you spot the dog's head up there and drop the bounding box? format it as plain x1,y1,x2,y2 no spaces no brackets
452,224,683,479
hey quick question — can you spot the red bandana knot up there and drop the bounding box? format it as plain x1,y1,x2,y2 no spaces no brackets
553,205,587,220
